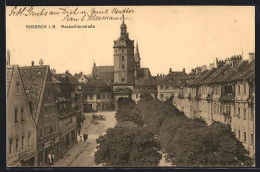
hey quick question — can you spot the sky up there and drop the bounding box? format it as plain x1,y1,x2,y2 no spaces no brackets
6,6,255,76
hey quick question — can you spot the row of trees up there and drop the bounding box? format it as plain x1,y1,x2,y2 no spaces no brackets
137,95,253,167
94,95,253,167
94,98,162,167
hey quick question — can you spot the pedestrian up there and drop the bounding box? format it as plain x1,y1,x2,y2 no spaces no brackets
48,152,52,165
51,153,55,164
83,133,87,142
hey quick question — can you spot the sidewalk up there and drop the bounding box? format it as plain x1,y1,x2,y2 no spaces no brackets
51,140,90,167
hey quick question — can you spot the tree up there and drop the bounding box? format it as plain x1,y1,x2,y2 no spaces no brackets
115,97,144,126
94,126,162,167
138,95,253,167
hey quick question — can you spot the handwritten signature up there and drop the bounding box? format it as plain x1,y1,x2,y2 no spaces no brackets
8,6,135,22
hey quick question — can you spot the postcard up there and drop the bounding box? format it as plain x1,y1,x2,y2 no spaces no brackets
6,6,255,167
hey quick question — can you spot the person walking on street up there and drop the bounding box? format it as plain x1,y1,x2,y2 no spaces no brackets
83,132,87,142
48,152,53,165
51,153,55,164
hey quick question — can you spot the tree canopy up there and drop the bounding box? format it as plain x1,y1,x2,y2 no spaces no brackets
94,126,162,167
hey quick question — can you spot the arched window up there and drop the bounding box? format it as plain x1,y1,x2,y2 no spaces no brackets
243,84,246,95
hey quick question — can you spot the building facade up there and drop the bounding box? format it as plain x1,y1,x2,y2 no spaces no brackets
7,65,37,167
171,54,255,157
20,64,61,166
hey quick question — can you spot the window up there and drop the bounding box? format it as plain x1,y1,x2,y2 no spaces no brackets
238,130,240,139
244,132,246,142
122,64,125,69
233,107,236,117
122,49,124,53
238,107,240,118
251,134,254,144
136,94,138,99
22,136,24,149
9,139,13,154
14,108,18,123
238,85,240,94
243,85,246,95
243,108,247,120
21,108,24,122
122,56,125,62
15,138,19,151
28,133,31,147
250,108,254,121
122,78,124,82
90,93,93,99
16,81,20,93
97,94,100,99
107,94,109,99
103,94,105,99
160,94,163,99
160,85,163,89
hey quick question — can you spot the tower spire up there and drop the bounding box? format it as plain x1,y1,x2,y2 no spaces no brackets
120,15,127,36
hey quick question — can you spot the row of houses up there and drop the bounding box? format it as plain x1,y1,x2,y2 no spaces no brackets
7,62,81,167
157,53,255,157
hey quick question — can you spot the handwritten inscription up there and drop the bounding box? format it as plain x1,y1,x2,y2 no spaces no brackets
8,6,135,22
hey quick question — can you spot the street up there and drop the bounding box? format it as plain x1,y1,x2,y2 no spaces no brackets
51,111,117,167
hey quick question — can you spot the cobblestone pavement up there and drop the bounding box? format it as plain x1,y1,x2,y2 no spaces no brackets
51,111,116,167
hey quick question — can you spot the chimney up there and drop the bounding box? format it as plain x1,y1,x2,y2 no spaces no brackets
249,52,255,62
6,50,10,65
32,61,34,66
183,68,185,73
51,69,56,74
169,68,172,73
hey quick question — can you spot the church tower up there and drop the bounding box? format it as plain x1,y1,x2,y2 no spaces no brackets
134,42,141,70
113,15,135,85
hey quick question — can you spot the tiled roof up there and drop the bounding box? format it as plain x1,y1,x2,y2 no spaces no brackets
135,77,158,87
95,66,114,83
159,71,188,87
188,70,209,86
6,65,14,96
232,59,255,81
85,79,109,88
96,66,114,73
19,65,48,119
193,69,217,86
138,68,151,78
58,103,76,119
203,64,231,85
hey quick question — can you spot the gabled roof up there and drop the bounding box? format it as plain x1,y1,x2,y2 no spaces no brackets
232,59,255,81
95,66,114,83
96,66,114,73
188,70,209,86
19,65,49,120
202,64,231,85
138,68,151,78
159,71,188,87
6,65,14,96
